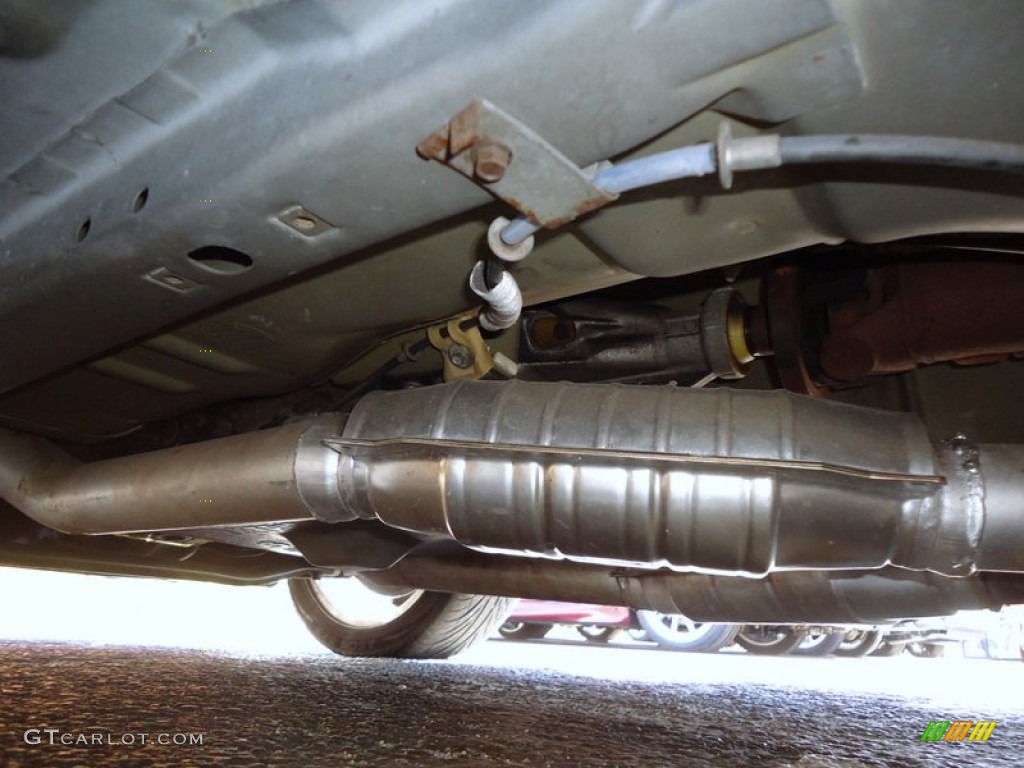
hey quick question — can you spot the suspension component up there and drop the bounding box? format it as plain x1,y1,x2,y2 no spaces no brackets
762,257,1024,394
518,287,753,384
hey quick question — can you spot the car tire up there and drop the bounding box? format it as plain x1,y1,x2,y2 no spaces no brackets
635,611,740,652
833,629,885,658
576,625,622,644
906,642,945,658
289,577,513,659
735,627,803,655
792,632,845,657
869,641,905,657
498,621,554,641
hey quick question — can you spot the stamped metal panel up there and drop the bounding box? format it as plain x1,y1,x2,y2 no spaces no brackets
0,0,848,394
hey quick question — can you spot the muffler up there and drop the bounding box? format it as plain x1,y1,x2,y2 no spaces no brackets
334,381,1024,576
1,380,1021,577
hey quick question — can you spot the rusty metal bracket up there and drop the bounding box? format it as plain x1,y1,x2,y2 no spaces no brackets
426,312,495,382
417,99,617,228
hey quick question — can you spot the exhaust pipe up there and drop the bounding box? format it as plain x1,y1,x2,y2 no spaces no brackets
1,381,1022,577
362,554,1024,623
0,417,353,533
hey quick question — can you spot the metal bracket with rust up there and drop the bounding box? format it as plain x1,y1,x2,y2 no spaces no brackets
417,99,617,228
426,312,495,382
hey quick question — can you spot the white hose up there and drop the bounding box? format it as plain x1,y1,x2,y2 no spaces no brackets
469,261,522,331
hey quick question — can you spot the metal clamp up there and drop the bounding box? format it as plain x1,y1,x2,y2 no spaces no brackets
717,122,783,190
426,312,495,382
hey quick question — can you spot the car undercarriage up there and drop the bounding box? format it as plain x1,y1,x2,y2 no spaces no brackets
2,0,1023,658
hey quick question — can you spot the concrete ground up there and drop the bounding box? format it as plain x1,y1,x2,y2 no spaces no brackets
1,569,1022,767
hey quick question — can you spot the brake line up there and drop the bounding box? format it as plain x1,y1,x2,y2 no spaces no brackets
473,126,1024,328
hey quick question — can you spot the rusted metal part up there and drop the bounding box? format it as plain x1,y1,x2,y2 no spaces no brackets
417,99,617,227
762,266,830,397
819,260,1024,382
472,140,512,182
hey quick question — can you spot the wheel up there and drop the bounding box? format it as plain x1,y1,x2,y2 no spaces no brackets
870,641,905,657
635,611,740,652
735,626,803,655
792,632,845,657
498,621,553,641
907,642,945,658
833,629,884,658
576,625,622,644
289,576,513,659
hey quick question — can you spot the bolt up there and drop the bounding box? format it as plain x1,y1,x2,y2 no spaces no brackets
729,219,759,236
399,341,423,364
473,140,511,183
447,344,474,369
